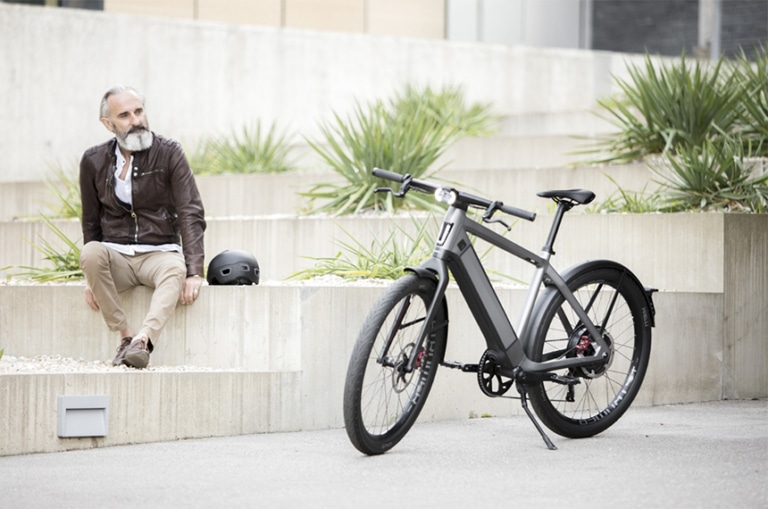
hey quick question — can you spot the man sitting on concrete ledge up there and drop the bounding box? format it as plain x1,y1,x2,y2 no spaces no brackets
79,85,206,369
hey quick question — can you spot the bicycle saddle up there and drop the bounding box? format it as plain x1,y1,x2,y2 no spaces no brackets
537,189,596,205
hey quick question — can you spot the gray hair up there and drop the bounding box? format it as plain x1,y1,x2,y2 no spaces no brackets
99,85,144,119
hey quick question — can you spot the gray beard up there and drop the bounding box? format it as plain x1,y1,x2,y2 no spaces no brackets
117,129,153,152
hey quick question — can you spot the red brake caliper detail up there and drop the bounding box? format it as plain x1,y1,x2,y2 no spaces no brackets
576,335,591,354
415,348,425,369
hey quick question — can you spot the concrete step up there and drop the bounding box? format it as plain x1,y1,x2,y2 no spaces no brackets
2,211,762,295
0,135,614,220
2,281,758,456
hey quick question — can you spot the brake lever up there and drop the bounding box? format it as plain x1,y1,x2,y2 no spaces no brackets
482,201,511,231
374,175,412,198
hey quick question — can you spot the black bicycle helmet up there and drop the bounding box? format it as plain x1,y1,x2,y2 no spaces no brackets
206,250,260,285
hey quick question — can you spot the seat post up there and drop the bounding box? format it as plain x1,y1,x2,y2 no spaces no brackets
542,200,573,255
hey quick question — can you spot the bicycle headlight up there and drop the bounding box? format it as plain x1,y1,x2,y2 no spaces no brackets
435,187,457,205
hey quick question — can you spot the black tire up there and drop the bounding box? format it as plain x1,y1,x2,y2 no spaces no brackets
528,264,652,438
343,274,448,455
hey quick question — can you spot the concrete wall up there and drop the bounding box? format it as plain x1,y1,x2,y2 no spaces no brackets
0,209,753,294
0,281,756,456
0,135,612,221
0,3,634,182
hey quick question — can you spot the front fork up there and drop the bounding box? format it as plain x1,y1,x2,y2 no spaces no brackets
387,259,450,374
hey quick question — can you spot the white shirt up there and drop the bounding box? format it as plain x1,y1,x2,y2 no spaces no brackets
103,142,182,256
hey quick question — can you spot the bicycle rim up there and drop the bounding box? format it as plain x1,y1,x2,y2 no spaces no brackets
530,267,651,438
343,275,447,455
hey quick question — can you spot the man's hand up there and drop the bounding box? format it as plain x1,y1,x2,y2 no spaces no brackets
181,275,204,305
84,286,100,311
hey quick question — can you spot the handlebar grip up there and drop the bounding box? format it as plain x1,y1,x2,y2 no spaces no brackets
372,167,406,183
501,204,536,222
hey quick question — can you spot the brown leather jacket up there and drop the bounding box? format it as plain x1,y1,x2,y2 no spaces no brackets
79,134,207,277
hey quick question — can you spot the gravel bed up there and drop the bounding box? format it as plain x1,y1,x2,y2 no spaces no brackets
0,355,244,374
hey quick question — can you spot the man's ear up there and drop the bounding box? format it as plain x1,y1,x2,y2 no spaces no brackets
100,117,115,133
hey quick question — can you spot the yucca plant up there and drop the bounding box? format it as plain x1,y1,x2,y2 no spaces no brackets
43,164,81,219
732,45,768,155
303,101,452,214
582,53,742,164
389,84,498,138
191,122,296,175
2,217,83,282
303,84,498,215
651,136,768,212
289,215,440,280
590,174,664,214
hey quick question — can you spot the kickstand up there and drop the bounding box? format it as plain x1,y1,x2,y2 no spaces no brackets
516,382,557,451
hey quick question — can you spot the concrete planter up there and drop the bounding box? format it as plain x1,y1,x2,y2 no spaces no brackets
0,213,764,456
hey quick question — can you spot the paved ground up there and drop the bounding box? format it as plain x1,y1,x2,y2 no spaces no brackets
1,400,765,509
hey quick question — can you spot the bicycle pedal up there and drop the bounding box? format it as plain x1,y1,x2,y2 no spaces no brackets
548,374,580,385
441,361,478,372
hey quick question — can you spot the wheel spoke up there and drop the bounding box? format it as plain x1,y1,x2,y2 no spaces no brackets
529,267,652,439
344,275,447,455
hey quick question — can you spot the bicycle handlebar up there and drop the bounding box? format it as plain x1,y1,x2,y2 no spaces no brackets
372,168,536,222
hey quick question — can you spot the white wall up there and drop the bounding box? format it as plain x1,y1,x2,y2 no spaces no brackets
0,3,636,182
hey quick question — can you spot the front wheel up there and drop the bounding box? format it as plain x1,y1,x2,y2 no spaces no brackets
343,274,448,455
528,264,652,438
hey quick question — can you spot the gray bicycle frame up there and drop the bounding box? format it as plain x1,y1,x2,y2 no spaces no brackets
408,202,610,376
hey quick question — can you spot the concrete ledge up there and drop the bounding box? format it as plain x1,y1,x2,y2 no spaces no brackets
1,281,764,457
0,145,634,220
3,211,761,294
0,370,302,457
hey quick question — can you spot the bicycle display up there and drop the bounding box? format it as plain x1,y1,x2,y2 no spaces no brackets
343,168,656,453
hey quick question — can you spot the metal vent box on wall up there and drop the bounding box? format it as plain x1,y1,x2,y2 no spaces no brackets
57,395,110,438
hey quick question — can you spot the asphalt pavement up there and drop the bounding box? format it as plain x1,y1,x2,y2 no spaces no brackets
1,399,766,509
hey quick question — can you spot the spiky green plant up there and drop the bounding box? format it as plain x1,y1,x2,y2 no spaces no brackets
303,84,498,215
389,84,498,138
732,45,768,155
191,122,296,175
650,137,768,212
42,163,81,219
589,174,664,214
581,53,742,164
289,215,440,280
1,217,83,282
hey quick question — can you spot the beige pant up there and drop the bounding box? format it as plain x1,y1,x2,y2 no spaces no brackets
80,241,186,342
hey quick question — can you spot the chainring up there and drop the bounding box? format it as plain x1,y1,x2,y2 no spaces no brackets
477,350,514,397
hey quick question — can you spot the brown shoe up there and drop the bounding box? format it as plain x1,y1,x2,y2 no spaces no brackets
123,336,153,369
112,337,133,366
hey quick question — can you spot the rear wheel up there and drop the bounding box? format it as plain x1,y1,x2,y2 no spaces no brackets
528,265,652,438
343,274,447,455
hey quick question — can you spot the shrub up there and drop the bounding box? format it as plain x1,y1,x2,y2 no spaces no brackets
190,122,296,175
302,84,498,215
1,217,83,282
651,136,768,212
289,215,440,280
41,163,81,220
584,53,742,164
732,45,768,155
583,47,768,214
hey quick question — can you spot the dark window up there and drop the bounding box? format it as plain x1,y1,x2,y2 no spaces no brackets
592,0,699,56
720,0,768,58
2,0,46,5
